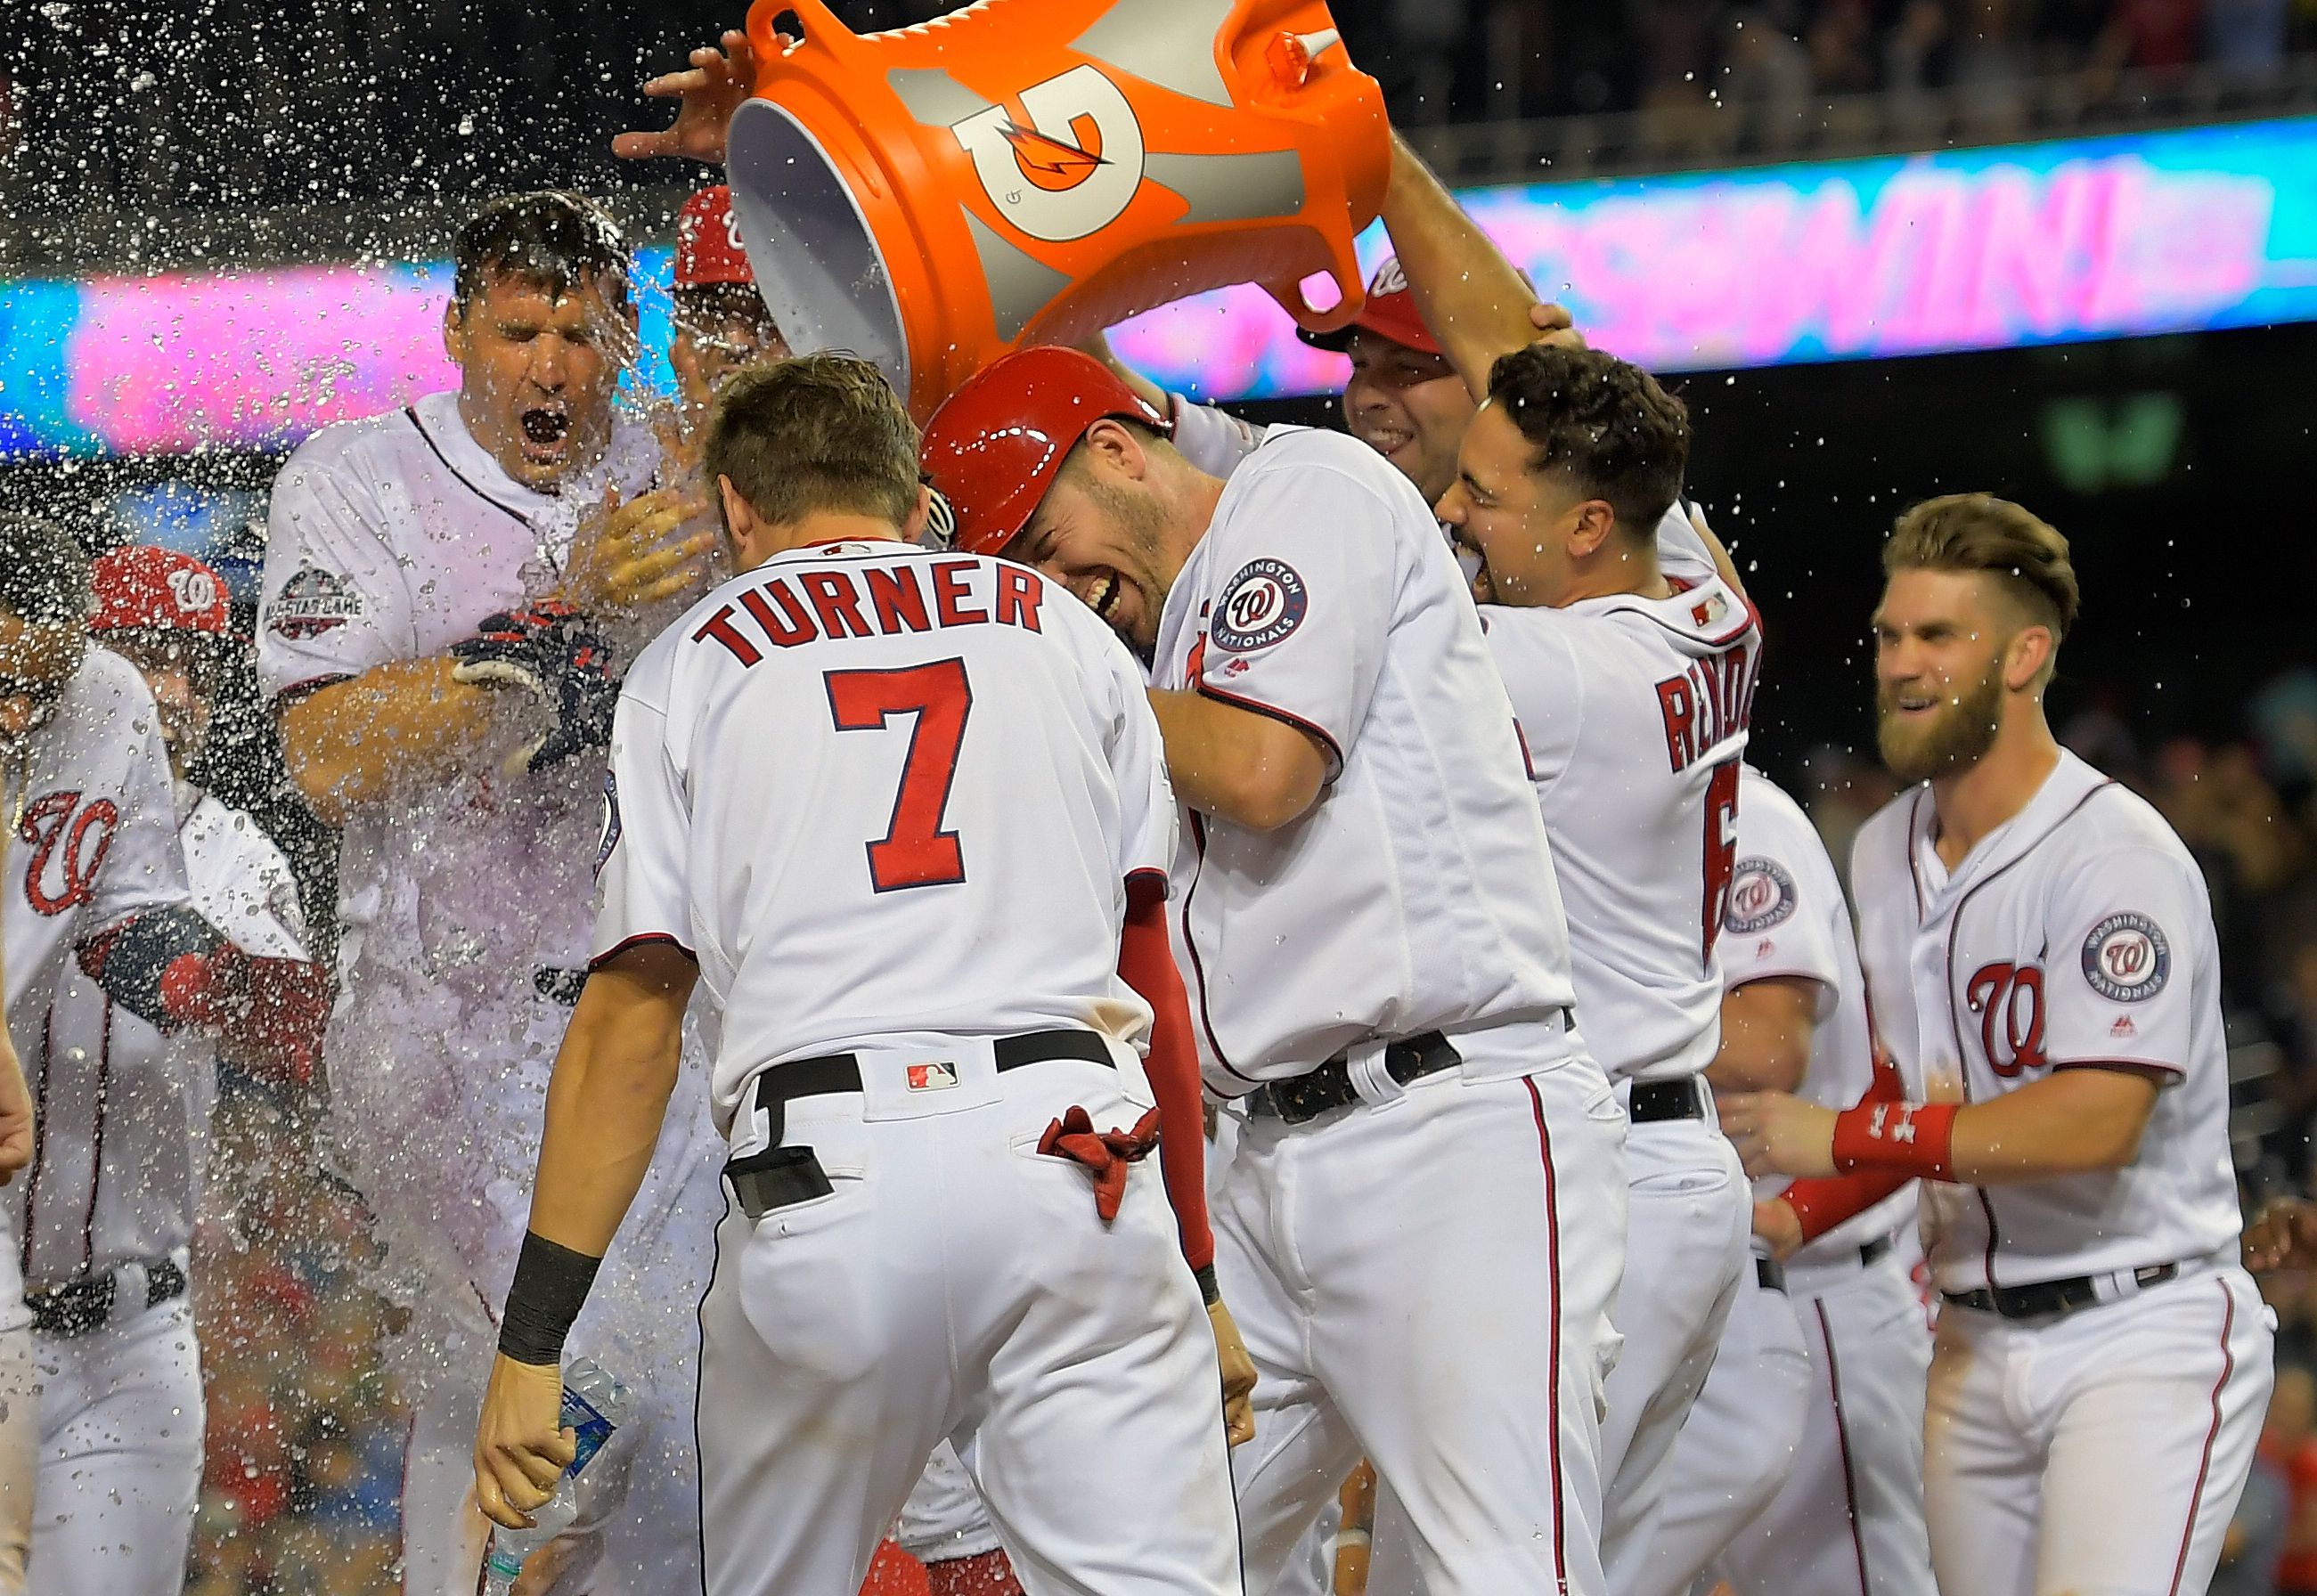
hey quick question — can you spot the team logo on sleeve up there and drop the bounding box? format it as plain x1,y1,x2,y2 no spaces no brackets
594,769,622,877
2082,912,2169,1001
1210,558,1309,653
266,566,364,639
1723,857,1796,935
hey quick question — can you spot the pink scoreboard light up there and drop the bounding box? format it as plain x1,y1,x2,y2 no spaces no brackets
4,117,2314,459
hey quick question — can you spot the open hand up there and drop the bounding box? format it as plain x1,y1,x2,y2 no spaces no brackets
2246,1198,2317,1272
613,30,760,165
558,486,716,618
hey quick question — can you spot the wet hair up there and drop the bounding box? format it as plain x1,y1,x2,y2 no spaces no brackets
706,354,919,530
452,191,631,317
1884,493,2079,641
1485,343,1690,537
0,512,91,627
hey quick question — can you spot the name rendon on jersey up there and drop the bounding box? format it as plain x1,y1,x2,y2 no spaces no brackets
689,556,1048,666
1656,643,1758,773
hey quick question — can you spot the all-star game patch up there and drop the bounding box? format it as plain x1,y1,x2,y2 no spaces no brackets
1724,857,1797,935
2082,911,2170,1002
595,768,622,877
1210,558,1309,653
267,566,365,639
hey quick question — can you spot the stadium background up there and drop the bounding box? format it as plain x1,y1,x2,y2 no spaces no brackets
4,1,2317,1590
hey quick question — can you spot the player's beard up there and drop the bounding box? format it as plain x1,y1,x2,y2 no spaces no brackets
1877,656,2004,784
1081,476,1172,649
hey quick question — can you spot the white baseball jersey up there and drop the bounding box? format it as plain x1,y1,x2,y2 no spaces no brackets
1147,426,1579,1087
17,789,306,1287
1722,765,1914,1262
1850,750,2239,1293
601,539,1177,1129
2,649,192,1321
1481,569,1758,1082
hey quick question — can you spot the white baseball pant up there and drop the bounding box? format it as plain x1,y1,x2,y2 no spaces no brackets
1599,1105,1750,1595
1922,1259,2272,1596
25,1295,203,1595
898,1442,1007,1567
1713,1243,1935,1596
1625,1258,1808,1596
694,1042,1241,1596
1219,1024,1627,1596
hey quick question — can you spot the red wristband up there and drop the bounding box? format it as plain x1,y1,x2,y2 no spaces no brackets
1831,1100,1958,1182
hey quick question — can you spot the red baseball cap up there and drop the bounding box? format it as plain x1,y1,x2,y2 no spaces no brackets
674,185,753,289
88,546,233,638
920,347,1172,558
1295,256,1441,356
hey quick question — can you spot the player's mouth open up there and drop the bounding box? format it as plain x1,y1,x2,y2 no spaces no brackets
1088,571,1123,623
520,407,572,457
1357,427,1412,460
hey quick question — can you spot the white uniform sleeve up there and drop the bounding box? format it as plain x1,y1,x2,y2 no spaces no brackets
2041,845,2208,1079
187,813,311,963
1720,820,1842,993
255,449,420,701
1098,640,1178,888
1165,395,1266,480
591,690,693,965
87,693,192,934
1193,459,1396,777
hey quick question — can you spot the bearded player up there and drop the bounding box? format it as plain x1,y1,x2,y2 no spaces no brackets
258,192,722,1593
1725,495,2273,1596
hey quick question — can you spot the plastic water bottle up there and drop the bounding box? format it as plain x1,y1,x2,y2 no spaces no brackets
479,1357,632,1594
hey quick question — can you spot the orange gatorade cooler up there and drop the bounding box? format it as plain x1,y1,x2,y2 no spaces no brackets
723,0,1390,418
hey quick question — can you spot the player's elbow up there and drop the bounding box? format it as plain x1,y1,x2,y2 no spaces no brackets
1711,1031,1812,1095
1215,758,1324,832
277,727,356,827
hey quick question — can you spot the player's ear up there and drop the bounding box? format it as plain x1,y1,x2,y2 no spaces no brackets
443,299,469,370
716,474,759,558
2003,623,2056,694
1569,499,1618,559
899,484,934,547
1080,419,1145,483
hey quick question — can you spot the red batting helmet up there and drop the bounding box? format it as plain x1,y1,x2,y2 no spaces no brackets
674,185,753,290
919,347,1171,558
89,546,233,638
1295,256,1440,356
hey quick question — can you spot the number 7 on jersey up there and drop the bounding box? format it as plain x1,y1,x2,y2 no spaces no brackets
825,659,973,892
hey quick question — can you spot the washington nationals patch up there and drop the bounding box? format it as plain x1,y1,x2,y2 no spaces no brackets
2082,911,2169,1001
1724,857,1797,935
1211,558,1309,653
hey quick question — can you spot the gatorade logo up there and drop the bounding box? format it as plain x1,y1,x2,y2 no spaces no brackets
951,65,1146,243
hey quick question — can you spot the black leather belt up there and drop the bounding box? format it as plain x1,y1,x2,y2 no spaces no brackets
727,1029,1114,1219
1756,1257,1786,1293
28,1257,188,1339
1628,1076,1708,1123
1244,1031,1459,1126
1944,1262,2179,1321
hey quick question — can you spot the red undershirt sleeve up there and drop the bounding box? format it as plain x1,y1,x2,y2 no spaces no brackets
1117,876,1215,1278
1774,1052,1913,1243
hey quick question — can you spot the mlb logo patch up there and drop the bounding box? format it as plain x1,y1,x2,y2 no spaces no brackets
907,1062,959,1092
1691,592,1728,628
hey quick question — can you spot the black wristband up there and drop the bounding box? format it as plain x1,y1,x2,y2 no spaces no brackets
498,1232,603,1367
1195,1263,1221,1307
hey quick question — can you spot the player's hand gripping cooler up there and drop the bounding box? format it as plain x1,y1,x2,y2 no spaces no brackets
721,0,1390,418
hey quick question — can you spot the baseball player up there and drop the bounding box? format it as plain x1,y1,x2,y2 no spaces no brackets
668,183,788,429
923,346,1627,1596
257,191,724,1594
1,516,325,1595
1651,763,1934,1596
1724,494,2274,1596
11,546,319,1596
472,354,1247,1596
1423,341,1756,1594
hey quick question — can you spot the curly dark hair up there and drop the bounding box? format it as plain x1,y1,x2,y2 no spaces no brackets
1484,344,1690,537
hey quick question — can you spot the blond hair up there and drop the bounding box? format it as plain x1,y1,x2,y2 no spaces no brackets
1884,493,2079,641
